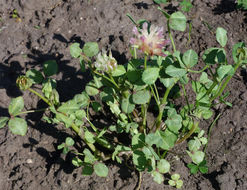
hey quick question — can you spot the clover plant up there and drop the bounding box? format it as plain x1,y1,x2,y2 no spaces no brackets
1,7,247,189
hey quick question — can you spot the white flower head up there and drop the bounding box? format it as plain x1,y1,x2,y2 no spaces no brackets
94,49,117,73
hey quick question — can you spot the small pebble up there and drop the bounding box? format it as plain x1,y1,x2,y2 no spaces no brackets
26,159,33,164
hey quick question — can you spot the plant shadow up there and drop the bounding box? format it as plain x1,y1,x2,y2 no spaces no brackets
212,0,237,14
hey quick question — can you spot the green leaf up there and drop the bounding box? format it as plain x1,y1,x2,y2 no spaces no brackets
112,145,131,162
82,163,94,176
160,77,176,88
92,101,101,112
0,117,9,128
182,49,198,68
72,157,83,167
153,0,167,4
8,96,24,116
74,92,90,108
151,171,164,184
237,0,247,10
26,69,43,84
165,108,182,133
132,150,147,171
142,67,160,85
217,65,234,80
165,65,186,78
43,60,58,77
187,163,199,174
70,43,82,58
188,138,201,152
83,148,96,164
111,65,126,77
157,159,170,174
156,130,177,150
57,143,65,150
55,113,73,128
132,133,145,149
187,150,205,165
42,78,56,98
85,82,99,96
232,42,245,63
216,27,227,47
180,0,193,12
79,56,86,72
57,100,80,114
202,109,213,120
65,137,75,146
108,101,121,115
176,179,183,189
198,160,208,174
171,173,180,181
127,70,142,83
94,163,108,177
168,179,176,186
202,48,226,65
199,165,208,174
8,117,27,136
169,11,187,31
132,90,150,105
82,42,99,58
121,95,135,114
85,130,95,143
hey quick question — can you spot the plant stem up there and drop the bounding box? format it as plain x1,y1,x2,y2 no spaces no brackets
150,85,159,105
176,121,199,144
144,54,148,69
28,88,52,106
210,60,242,102
188,65,209,73
167,20,176,52
136,172,142,190
204,113,221,153
155,79,179,130
15,108,47,116
134,47,137,59
93,70,120,90
182,84,191,113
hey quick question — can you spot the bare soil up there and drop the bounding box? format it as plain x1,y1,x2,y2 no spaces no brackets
0,0,247,189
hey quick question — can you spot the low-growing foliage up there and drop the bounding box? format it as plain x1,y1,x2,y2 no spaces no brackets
1,6,247,189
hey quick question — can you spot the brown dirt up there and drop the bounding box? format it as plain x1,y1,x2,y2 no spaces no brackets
0,0,247,189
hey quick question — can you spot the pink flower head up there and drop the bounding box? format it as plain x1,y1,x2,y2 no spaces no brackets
130,22,170,57
94,49,117,73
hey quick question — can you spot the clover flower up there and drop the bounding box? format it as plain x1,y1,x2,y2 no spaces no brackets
130,22,169,57
94,50,117,73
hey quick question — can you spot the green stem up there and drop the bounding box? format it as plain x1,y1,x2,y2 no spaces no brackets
28,88,52,106
150,85,159,106
188,65,209,73
210,61,242,102
182,84,191,113
134,47,137,59
176,121,199,144
14,108,47,116
167,20,176,52
204,113,221,153
141,104,147,134
71,123,97,152
155,79,179,130
144,54,148,69
154,84,160,103
136,172,142,190
85,116,98,132
109,74,120,89
93,70,120,90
